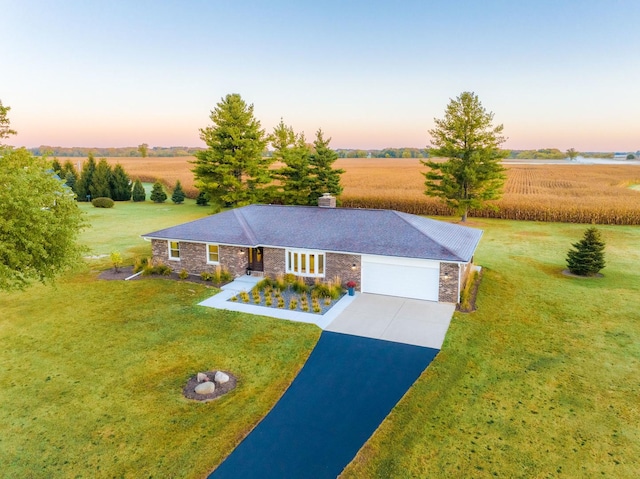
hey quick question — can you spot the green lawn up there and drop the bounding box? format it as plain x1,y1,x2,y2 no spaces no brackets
342,220,640,478
2,201,639,478
0,201,320,478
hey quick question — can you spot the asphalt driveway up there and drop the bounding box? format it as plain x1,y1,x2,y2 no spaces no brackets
208,331,438,479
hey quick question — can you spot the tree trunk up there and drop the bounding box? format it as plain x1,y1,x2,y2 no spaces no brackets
461,208,468,222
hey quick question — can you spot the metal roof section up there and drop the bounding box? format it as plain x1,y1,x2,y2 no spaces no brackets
142,204,483,262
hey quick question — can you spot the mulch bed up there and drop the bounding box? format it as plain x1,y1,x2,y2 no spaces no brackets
182,371,238,402
98,266,224,286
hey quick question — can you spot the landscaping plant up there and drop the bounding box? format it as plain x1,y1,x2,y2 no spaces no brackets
566,226,606,276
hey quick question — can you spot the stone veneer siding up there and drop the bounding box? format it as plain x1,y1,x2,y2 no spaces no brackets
151,240,249,278
326,253,361,290
438,262,460,303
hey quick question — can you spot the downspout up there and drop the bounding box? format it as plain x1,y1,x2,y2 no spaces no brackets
457,263,462,304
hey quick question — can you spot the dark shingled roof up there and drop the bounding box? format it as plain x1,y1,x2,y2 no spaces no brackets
142,204,483,262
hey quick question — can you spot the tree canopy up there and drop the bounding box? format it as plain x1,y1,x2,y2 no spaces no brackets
422,91,507,222
192,93,269,211
0,100,17,145
308,128,344,203
0,148,85,290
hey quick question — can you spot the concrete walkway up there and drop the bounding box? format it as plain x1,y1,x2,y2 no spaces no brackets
199,278,455,348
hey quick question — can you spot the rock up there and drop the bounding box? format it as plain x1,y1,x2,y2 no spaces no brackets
194,381,216,395
214,371,230,384
196,372,209,383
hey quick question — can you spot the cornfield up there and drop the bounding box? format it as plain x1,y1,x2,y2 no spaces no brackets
60,156,640,224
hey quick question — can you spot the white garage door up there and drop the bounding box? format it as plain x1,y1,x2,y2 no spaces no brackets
361,256,440,301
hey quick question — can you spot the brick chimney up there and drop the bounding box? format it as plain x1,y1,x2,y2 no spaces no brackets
318,193,336,208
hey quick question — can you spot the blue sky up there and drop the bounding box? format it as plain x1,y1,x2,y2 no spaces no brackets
3,0,639,150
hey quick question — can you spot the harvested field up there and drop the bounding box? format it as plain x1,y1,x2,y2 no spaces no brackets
58,156,640,224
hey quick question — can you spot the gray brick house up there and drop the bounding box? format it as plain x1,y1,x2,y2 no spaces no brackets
141,200,482,303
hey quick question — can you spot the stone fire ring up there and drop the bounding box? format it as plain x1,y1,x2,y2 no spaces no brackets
183,370,238,402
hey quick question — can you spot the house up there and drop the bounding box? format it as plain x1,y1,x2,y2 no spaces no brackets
141,197,483,303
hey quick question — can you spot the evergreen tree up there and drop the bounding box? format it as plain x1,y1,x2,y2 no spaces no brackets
64,171,76,192
51,158,62,175
268,120,312,205
566,227,606,276
422,92,507,222
196,190,209,206
110,163,131,200
171,180,186,204
75,153,97,201
132,179,146,202
192,93,269,211
90,159,113,198
150,180,167,203
308,128,344,204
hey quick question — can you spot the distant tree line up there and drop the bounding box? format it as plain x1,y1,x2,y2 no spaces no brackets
335,148,431,158
30,145,205,158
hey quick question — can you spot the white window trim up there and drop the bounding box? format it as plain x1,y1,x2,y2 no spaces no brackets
206,243,220,265
168,240,180,261
286,249,325,278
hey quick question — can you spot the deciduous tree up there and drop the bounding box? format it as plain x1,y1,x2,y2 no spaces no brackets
0,100,17,144
0,148,85,290
566,227,606,276
192,93,269,211
138,143,148,158
566,148,578,161
422,91,507,222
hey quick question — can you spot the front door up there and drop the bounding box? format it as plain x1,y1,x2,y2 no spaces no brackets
248,247,264,272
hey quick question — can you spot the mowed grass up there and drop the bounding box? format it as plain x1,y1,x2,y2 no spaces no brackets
78,192,208,264
342,220,640,478
0,202,320,478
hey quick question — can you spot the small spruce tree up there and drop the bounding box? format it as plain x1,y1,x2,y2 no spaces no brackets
171,180,186,204
566,227,606,276
196,190,209,206
132,179,146,202
150,180,167,203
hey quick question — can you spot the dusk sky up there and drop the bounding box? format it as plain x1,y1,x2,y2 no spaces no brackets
3,0,639,151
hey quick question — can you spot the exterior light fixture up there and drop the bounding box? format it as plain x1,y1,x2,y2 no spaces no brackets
239,248,245,255
351,263,357,270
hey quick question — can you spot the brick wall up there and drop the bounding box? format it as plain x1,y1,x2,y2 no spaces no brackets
264,247,285,277
438,262,459,303
326,253,361,290
220,245,248,278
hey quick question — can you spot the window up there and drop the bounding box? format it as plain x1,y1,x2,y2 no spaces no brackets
286,250,325,277
207,244,220,264
168,241,180,260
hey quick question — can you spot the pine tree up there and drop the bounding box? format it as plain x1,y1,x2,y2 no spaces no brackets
64,171,76,192
51,158,62,175
308,128,344,204
422,92,507,222
76,153,97,201
132,179,146,202
192,93,269,211
566,227,606,276
171,180,186,204
196,190,209,206
90,159,113,198
150,181,167,203
268,120,312,205
110,163,131,201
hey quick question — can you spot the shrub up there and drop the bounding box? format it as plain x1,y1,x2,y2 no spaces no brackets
110,251,123,273
256,277,274,291
283,273,296,284
92,197,114,208
312,282,332,299
277,297,285,308
133,256,150,273
292,278,309,294
178,269,189,280
459,270,478,311
142,261,172,276
196,190,209,206
219,268,233,283
200,271,213,282
230,295,238,302
240,291,250,303
289,298,298,310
